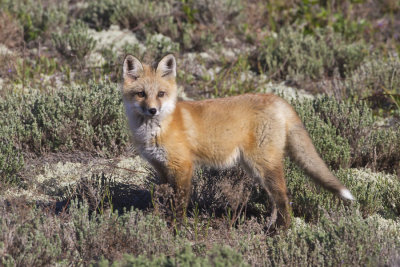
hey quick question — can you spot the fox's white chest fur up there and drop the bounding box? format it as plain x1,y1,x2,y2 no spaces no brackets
133,119,167,163
125,103,167,163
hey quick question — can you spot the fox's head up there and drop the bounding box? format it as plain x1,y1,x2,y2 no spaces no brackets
122,54,177,118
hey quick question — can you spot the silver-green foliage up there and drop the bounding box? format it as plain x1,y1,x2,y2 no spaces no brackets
257,27,367,81
266,211,400,266
81,0,238,51
286,162,400,222
291,96,352,169
0,207,64,266
19,82,128,153
0,0,67,42
0,199,172,266
0,127,24,184
339,169,400,218
1,197,399,266
0,82,129,183
144,34,180,59
99,246,247,267
292,96,400,172
346,55,400,97
52,20,97,61
111,0,173,30
82,0,116,30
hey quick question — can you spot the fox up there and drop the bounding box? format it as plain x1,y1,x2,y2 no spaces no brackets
121,54,354,229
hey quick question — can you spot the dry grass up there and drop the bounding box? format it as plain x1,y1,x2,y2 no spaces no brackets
0,12,23,49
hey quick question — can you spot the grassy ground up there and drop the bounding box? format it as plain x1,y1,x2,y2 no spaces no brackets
1,0,400,266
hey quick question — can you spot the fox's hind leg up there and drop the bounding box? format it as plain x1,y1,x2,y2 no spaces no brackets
261,163,291,229
242,153,291,230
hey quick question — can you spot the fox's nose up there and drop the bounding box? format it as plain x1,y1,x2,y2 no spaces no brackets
148,108,157,115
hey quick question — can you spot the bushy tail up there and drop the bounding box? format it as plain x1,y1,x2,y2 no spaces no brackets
287,122,354,201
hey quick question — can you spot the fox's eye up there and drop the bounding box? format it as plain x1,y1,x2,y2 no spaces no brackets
136,91,145,98
158,91,165,98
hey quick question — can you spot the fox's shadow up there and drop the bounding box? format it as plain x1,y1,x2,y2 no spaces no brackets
48,167,273,220
51,180,153,215
109,183,153,212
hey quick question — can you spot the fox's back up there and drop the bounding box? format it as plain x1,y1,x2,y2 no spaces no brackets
160,93,296,167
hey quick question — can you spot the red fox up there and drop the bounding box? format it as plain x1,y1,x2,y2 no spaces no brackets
122,54,354,229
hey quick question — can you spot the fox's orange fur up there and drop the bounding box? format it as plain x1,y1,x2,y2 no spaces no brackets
122,54,354,229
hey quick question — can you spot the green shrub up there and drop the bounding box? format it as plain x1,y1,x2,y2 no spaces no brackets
253,27,367,82
297,96,371,169
106,0,220,51
292,95,400,173
23,81,128,154
0,0,67,42
75,0,232,53
0,81,129,183
262,0,370,39
144,34,180,60
291,96,352,169
52,20,97,62
285,162,400,221
181,0,243,26
0,204,65,266
1,191,399,266
178,0,242,50
200,55,260,98
351,55,400,95
345,55,400,114
0,199,175,266
110,0,173,35
9,56,60,89
0,127,24,184
266,211,400,266
295,1,369,40
82,0,116,31
0,93,25,183
285,160,344,222
103,245,247,267
363,126,400,173
338,168,400,218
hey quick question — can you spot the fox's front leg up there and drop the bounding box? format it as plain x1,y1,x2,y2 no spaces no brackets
167,160,194,217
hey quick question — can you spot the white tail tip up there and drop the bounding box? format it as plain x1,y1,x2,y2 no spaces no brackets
340,188,355,201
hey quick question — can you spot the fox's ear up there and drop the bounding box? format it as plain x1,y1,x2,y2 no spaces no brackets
156,54,176,79
123,55,143,81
